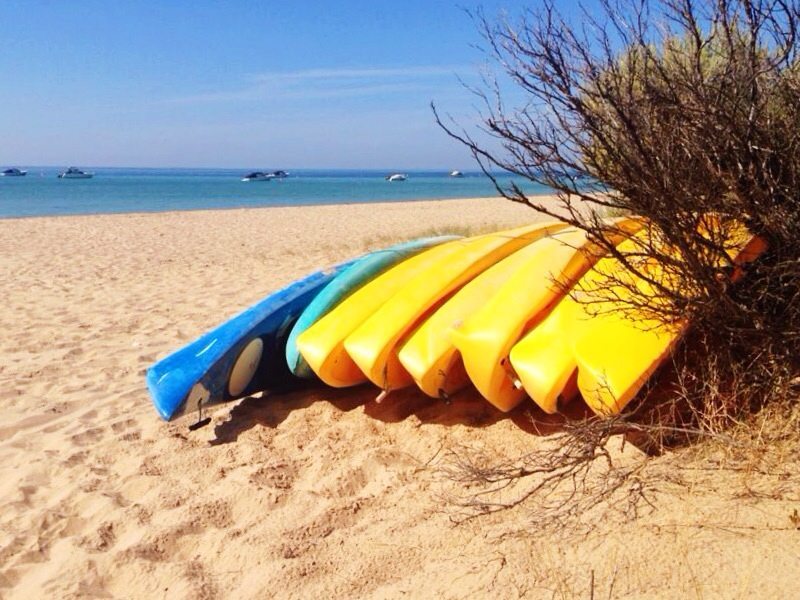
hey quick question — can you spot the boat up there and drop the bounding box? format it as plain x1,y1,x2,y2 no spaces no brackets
385,173,407,182
146,257,359,422
572,226,766,416
58,167,93,179
451,228,595,412
450,170,464,177
508,229,656,415
454,220,641,412
285,235,459,379
241,170,289,182
241,171,272,182
1,168,27,177
343,222,568,392
510,220,765,416
296,240,465,388
398,225,581,400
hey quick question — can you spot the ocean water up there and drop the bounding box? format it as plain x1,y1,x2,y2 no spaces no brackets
0,167,554,218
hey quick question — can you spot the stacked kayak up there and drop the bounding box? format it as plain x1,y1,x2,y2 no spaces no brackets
147,235,457,420
146,218,765,422
298,221,568,390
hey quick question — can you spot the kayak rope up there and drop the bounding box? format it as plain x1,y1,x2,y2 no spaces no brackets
376,361,396,403
437,387,451,404
188,398,211,431
500,357,524,390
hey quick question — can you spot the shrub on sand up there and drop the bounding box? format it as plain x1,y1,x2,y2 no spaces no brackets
434,0,800,523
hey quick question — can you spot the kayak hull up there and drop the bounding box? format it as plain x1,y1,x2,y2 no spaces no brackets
285,236,458,379
344,222,569,391
146,262,353,421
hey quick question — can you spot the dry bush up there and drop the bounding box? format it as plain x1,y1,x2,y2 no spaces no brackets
436,0,800,406
435,424,660,530
434,377,800,529
433,0,800,525
435,0,800,423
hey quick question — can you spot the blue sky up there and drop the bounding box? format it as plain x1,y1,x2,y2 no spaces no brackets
0,0,581,169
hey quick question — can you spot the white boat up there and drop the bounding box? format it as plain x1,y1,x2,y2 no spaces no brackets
450,170,464,178
241,170,289,182
1,168,27,177
241,171,273,182
58,167,93,179
385,173,408,182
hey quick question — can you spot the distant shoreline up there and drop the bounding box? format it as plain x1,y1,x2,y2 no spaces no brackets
0,167,555,219
0,193,561,221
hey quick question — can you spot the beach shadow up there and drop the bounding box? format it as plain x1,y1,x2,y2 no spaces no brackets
209,383,369,445
362,385,571,435
208,380,593,445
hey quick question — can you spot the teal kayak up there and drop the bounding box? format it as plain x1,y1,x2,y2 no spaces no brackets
285,235,459,378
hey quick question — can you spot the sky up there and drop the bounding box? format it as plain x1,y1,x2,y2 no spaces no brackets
0,0,587,169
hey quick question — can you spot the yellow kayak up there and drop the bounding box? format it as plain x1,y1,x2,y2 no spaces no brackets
457,219,644,412
397,242,536,399
344,222,568,391
398,226,581,399
509,222,649,414
451,227,607,412
510,226,661,414
574,228,767,415
507,294,582,414
296,238,467,387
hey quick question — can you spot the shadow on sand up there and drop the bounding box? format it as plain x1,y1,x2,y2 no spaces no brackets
209,381,594,446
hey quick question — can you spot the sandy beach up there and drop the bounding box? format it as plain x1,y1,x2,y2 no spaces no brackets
1,196,798,599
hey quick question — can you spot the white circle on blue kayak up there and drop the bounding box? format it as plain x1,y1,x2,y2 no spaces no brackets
228,338,264,397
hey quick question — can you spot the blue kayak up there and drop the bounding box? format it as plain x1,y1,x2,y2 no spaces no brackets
285,236,460,379
146,260,356,421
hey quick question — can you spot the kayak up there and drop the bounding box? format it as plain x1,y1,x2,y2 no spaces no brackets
146,260,355,421
285,235,458,379
344,222,569,391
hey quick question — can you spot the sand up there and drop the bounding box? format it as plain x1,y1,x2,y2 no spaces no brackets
1,197,798,599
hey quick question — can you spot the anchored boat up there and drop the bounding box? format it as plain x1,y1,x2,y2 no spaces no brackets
1,168,27,177
241,171,272,182
58,167,93,179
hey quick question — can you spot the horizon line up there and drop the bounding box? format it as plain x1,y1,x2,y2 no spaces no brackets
1,164,486,172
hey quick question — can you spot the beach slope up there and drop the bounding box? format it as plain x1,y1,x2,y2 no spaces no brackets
1,198,798,598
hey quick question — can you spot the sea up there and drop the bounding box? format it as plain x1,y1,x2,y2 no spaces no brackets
0,167,554,219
